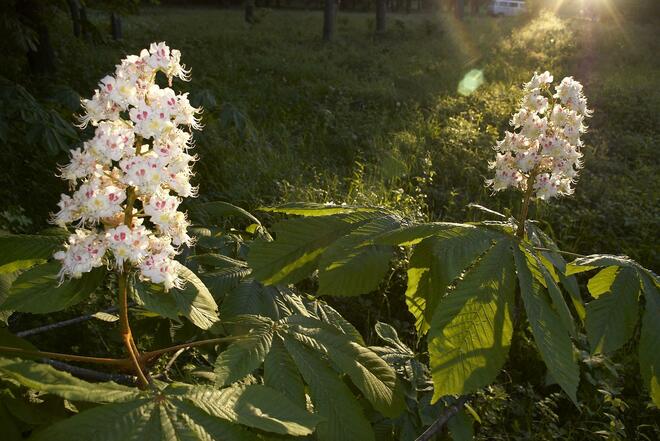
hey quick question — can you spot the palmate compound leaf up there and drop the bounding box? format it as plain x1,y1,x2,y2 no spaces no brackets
2,261,105,314
512,246,580,404
428,239,516,402
283,335,376,441
402,225,499,335
4,359,320,440
284,314,405,418
565,254,659,406
317,214,402,296
214,315,274,386
247,211,386,286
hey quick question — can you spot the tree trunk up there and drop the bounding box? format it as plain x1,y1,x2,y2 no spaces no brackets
110,13,123,40
376,0,386,34
455,0,464,19
322,0,336,41
470,0,479,14
79,5,90,39
66,0,81,37
16,0,56,75
245,0,255,23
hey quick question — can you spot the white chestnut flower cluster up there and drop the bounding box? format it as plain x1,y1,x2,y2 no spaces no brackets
486,72,591,200
53,43,201,290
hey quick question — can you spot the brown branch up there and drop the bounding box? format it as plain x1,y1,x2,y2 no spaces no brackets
140,336,243,362
516,174,536,239
415,395,469,441
1,336,242,368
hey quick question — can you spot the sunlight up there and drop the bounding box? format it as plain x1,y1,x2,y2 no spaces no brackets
457,69,485,96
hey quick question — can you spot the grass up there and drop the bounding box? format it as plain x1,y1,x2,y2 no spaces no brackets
12,7,660,269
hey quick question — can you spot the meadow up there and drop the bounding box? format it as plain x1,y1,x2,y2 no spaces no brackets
0,4,658,440
2,6,658,268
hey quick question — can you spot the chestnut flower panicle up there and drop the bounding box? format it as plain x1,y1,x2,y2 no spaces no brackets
52,43,201,290
486,72,591,200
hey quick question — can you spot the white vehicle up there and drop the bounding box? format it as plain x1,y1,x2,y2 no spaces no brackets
489,0,527,16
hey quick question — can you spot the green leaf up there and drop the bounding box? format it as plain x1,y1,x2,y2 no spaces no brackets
566,254,636,275
172,264,219,330
0,358,140,403
587,266,620,299
286,315,404,417
447,409,474,441
283,336,375,441
247,212,379,286
189,201,261,226
639,274,660,407
0,328,38,357
376,222,471,246
428,240,515,402
0,403,21,441
316,303,365,345
526,251,576,338
374,321,413,355
188,253,248,269
264,336,305,407
585,267,640,354
513,246,579,404
179,383,321,436
0,271,19,324
220,279,280,320
31,392,261,441
317,215,400,296
0,233,67,273
2,262,105,314
200,266,252,299
259,202,380,217
406,226,497,334
526,223,585,322
214,316,274,386
131,281,181,322
231,384,322,436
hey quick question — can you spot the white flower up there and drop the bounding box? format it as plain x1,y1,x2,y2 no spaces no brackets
54,230,107,279
487,72,591,200
139,252,181,290
106,224,151,266
524,71,553,91
53,43,201,290
86,122,135,163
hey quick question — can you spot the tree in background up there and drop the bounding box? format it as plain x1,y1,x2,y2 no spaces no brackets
323,0,337,40
376,0,387,33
